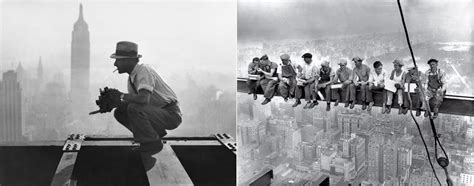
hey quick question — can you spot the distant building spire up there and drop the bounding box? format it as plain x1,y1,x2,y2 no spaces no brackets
78,3,84,21
16,62,23,72
74,3,88,30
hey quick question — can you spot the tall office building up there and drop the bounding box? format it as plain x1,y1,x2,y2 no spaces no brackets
0,70,23,141
70,3,90,120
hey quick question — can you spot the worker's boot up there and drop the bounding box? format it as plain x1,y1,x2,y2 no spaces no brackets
367,102,374,111
416,109,421,116
134,140,163,154
386,105,391,114
292,100,301,107
433,107,439,119
308,101,318,109
261,98,271,105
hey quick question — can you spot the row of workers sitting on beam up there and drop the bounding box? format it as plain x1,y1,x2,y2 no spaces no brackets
247,53,447,118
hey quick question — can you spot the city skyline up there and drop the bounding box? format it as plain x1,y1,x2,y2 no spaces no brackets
237,94,474,185
1,0,237,139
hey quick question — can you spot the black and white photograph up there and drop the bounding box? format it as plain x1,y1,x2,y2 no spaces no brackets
1,0,236,185
237,0,473,185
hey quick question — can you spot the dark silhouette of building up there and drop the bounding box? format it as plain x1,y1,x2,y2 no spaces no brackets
0,70,22,141
70,3,90,120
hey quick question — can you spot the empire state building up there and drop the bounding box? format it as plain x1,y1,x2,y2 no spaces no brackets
70,4,90,120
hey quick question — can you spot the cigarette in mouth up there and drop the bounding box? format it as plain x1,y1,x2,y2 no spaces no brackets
113,69,118,73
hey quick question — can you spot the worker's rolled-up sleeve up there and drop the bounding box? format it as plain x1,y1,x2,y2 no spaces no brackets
136,68,155,92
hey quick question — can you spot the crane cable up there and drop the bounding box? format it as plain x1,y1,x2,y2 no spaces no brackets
396,0,452,185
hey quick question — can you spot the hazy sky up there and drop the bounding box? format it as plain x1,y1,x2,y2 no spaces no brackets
1,0,236,90
238,0,473,41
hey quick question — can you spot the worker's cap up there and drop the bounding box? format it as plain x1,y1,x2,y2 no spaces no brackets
337,60,347,65
321,61,330,67
427,58,438,64
280,53,290,60
352,57,363,62
301,53,313,59
260,55,269,60
252,57,260,62
392,59,404,66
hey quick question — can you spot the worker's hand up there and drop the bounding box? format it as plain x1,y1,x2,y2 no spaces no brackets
395,83,401,89
96,88,122,113
105,88,123,105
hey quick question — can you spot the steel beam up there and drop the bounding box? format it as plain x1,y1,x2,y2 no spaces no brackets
50,134,85,186
141,144,193,185
237,78,474,117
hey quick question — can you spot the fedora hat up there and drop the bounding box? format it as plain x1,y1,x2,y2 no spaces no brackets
110,41,142,59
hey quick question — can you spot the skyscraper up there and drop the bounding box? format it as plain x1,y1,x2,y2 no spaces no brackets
0,70,23,141
70,3,90,120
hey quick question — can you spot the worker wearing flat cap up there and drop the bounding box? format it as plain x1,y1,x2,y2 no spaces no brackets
402,64,424,116
385,59,406,114
277,53,301,102
423,58,447,118
315,61,335,111
106,41,182,153
352,57,371,110
257,54,279,105
333,59,356,108
294,53,319,109
247,57,261,100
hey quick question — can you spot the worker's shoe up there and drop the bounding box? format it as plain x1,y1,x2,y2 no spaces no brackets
334,100,339,107
284,97,289,102
134,140,163,154
424,111,430,117
350,101,355,109
367,102,374,111
261,98,271,105
385,105,391,114
308,101,318,109
362,103,367,110
398,107,403,114
433,107,439,119
344,102,350,108
253,94,258,100
292,100,301,107
402,107,408,115
415,109,421,116
326,103,331,111
303,102,312,109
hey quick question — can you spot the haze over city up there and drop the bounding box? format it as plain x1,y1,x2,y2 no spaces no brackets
1,0,237,139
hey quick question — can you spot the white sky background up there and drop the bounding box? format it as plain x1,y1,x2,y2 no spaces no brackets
1,0,236,92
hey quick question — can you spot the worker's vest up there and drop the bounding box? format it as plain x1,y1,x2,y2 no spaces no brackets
320,68,332,83
280,63,297,78
428,69,442,90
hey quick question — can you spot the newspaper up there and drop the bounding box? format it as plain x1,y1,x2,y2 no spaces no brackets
384,79,397,93
330,83,343,89
404,83,417,93
248,74,260,80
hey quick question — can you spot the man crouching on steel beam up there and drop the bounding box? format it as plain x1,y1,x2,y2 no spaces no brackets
106,41,182,153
